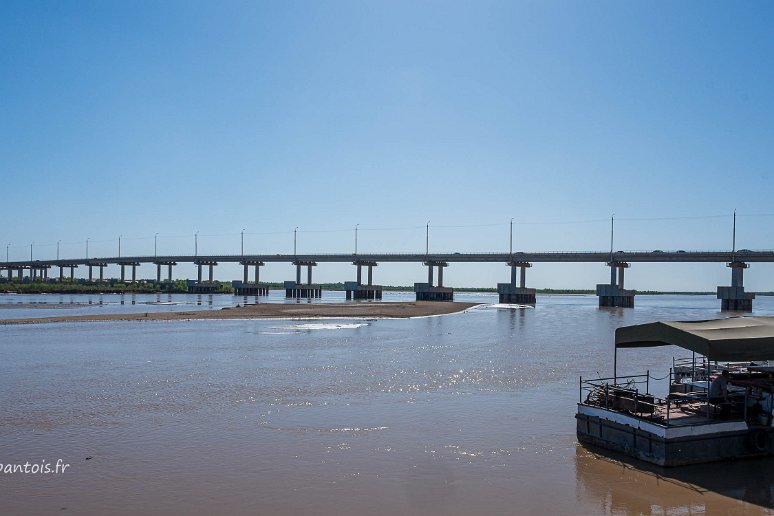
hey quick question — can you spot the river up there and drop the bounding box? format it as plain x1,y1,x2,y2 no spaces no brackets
2,293,774,514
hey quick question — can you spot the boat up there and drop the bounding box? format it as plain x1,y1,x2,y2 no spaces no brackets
576,316,774,466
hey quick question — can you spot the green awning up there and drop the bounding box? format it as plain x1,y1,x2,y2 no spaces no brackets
615,316,774,362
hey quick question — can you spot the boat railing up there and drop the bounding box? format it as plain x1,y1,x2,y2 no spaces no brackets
579,373,677,426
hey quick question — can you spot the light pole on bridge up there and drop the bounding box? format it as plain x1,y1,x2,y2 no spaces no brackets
57,240,61,260
426,221,430,256
118,235,122,258
154,233,158,257
195,231,199,257
86,238,89,259
510,218,514,256
241,229,245,257
30,242,33,262
732,209,737,262
609,214,615,263
355,224,359,255
294,227,298,256
6,243,9,263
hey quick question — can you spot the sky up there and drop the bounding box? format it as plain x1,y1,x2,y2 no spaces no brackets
2,0,774,290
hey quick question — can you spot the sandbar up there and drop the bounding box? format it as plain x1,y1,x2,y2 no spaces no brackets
0,301,479,325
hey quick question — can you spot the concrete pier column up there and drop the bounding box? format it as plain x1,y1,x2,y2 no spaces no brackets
254,265,260,284
510,266,517,287
59,266,64,280
208,264,214,282
121,265,125,282
718,261,754,311
243,264,249,284
31,268,36,281
197,264,202,283
132,264,137,283
70,266,75,280
357,265,362,285
368,265,373,286
156,264,161,283
437,265,444,287
296,264,301,284
596,262,634,308
428,265,434,286
307,265,312,285
732,264,744,287
89,265,93,282
100,265,104,282
43,268,48,281
168,264,172,282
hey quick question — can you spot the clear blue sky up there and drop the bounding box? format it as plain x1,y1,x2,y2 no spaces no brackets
2,1,774,290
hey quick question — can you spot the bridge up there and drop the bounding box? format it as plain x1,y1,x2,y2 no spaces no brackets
3,249,770,311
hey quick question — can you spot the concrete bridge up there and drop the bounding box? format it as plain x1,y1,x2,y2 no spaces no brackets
3,250,771,311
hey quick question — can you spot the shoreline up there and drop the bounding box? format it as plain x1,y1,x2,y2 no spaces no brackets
0,301,479,326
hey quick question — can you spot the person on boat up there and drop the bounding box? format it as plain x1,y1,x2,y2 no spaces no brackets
709,370,730,403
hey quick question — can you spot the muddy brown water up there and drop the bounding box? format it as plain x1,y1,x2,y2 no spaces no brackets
2,294,774,514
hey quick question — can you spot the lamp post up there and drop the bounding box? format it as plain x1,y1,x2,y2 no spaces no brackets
118,235,122,258
426,221,430,256
241,229,245,256
355,224,359,255
294,227,298,256
57,240,61,260
609,214,615,263
6,243,9,263
732,209,737,262
509,218,514,256
30,242,33,261
195,231,199,257
154,233,158,257
86,238,90,259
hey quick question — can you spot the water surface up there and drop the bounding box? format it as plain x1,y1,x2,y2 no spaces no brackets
2,294,774,514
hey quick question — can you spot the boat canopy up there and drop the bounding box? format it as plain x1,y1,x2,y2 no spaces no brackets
615,316,774,361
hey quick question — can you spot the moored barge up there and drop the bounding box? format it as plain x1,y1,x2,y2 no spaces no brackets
577,316,774,466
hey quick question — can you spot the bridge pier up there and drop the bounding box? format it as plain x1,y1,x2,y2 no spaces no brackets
285,261,320,298
235,261,269,296
346,261,382,300
87,262,107,283
717,261,755,311
498,261,536,304
191,261,219,293
415,261,453,301
596,262,635,308
154,261,177,287
121,264,126,282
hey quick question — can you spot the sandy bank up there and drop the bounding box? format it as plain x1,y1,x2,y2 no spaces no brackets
0,301,479,325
